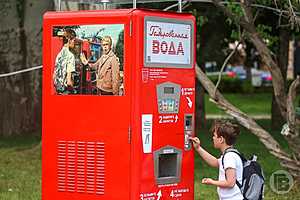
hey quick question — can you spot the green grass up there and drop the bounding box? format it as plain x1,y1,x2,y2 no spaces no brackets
0,121,300,200
205,93,300,116
0,136,41,200
205,93,273,115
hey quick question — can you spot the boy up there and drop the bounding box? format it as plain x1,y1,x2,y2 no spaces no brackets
190,120,243,200
80,36,120,95
54,28,76,94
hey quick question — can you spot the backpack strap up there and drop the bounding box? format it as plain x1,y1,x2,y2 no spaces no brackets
221,147,245,168
221,147,245,189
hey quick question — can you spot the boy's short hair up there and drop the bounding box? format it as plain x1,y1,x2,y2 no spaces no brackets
211,120,240,145
101,36,112,46
63,28,76,44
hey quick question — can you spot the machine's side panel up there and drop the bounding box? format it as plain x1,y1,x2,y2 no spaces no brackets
130,12,143,200
42,10,132,200
131,10,196,200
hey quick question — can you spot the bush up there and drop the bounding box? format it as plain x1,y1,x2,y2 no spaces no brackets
241,80,255,93
207,74,273,93
209,75,243,93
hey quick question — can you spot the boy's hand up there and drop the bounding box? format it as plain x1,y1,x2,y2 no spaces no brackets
202,178,214,185
189,137,200,150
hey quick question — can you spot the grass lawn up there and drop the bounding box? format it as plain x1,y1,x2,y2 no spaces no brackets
205,93,300,116
0,120,299,199
205,93,273,115
0,136,41,200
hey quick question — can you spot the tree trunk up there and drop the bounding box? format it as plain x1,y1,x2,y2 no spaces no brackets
195,66,206,130
286,77,300,149
195,36,206,129
248,32,287,118
271,93,285,129
0,0,53,136
271,29,290,129
244,42,252,82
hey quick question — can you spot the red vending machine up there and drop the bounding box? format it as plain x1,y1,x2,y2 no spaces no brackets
43,9,195,200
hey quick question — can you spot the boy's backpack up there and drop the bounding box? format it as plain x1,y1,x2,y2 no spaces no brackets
54,52,68,93
222,148,265,200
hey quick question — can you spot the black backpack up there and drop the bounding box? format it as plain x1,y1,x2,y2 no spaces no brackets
222,148,265,200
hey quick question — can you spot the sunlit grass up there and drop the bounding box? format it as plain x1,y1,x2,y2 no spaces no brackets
205,93,272,115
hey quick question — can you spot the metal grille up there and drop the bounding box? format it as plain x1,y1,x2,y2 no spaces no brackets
57,140,105,195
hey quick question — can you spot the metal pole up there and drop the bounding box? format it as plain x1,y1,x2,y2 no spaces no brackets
58,0,61,11
133,0,137,9
101,0,109,10
178,0,182,12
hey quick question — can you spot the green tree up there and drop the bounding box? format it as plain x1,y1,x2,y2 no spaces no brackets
191,5,235,128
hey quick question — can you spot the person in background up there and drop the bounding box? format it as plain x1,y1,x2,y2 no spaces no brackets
53,28,76,94
81,36,120,95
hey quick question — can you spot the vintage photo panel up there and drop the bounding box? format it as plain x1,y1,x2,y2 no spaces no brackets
52,24,124,96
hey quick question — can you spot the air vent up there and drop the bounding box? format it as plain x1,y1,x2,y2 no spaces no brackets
57,140,105,195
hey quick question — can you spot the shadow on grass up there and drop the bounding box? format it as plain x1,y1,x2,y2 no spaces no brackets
0,134,41,150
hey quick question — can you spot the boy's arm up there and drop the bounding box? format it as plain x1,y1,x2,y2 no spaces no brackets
88,58,101,69
66,72,73,86
111,57,120,95
80,53,99,69
202,168,237,188
190,137,219,168
66,56,75,86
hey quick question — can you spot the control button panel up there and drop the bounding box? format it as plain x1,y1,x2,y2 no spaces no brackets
156,82,181,114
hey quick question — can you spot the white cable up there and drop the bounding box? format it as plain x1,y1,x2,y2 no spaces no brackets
0,65,43,78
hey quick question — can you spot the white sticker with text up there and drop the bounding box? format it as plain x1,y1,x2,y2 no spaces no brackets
142,114,153,153
145,20,192,65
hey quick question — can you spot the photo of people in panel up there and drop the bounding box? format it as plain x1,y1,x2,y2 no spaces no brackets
52,24,124,95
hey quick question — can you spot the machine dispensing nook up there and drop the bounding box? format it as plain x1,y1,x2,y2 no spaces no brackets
42,8,196,200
